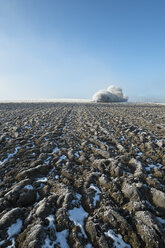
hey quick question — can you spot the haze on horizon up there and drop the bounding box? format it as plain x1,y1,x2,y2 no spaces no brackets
0,0,165,101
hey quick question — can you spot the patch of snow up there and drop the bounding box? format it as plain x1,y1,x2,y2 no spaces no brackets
157,217,165,230
85,243,94,248
124,172,131,175
95,171,101,175
42,236,56,248
7,219,23,238
59,155,67,161
52,147,59,153
48,167,56,176
157,217,165,224
68,206,88,238
89,184,101,207
75,193,82,201
136,148,143,156
120,136,125,141
72,193,82,205
6,238,15,248
26,145,31,148
156,163,163,169
24,185,34,190
37,183,44,189
26,143,35,149
105,229,131,248
36,192,40,201
25,125,31,129
44,156,51,165
145,200,155,210
46,215,56,229
0,240,5,246
145,163,163,171
74,152,79,158
0,146,21,165
56,229,69,248
42,215,69,248
36,177,48,183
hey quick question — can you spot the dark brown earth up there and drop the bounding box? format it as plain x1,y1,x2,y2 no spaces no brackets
0,102,165,248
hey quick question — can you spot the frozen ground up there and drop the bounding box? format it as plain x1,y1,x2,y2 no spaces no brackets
0,102,165,248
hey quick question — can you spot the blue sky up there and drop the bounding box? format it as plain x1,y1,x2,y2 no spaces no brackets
0,0,165,100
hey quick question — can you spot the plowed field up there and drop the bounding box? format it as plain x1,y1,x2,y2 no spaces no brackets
0,102,165,248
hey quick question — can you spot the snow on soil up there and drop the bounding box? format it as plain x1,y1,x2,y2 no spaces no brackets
157,217,165,230
0,219,23,248
59,155,67,161
71,193,82,205
89,184,101,207
56,229,69,248
6,238,15,248
36,177,48,183
46,215,55,229
41,236,53,248
42,215,69,248
24,185,34,190
145,163,163,171
74,151,79,158
105,229,131,248
157,217,165,224
7,219,23,238
44,156,51,165
52,146,59,153
0,146,21,165
85,244,94,248
68,205,88,238
0,240,5,246
75,193,82,201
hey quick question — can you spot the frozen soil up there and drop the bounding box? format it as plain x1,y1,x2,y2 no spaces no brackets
0,102,165,248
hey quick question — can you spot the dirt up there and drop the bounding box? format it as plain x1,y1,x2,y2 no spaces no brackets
0,102,165,248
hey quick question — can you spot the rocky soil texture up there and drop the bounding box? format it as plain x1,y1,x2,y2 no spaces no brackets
0,102,165,248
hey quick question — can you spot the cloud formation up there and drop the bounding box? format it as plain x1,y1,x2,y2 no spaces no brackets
93,85,128,102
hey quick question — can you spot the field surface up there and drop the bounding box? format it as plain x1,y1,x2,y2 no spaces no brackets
0,102,165,248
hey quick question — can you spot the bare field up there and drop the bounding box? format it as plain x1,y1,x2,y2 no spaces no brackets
0,102,165,248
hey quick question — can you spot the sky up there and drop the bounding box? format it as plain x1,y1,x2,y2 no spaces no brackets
0,0,165,100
